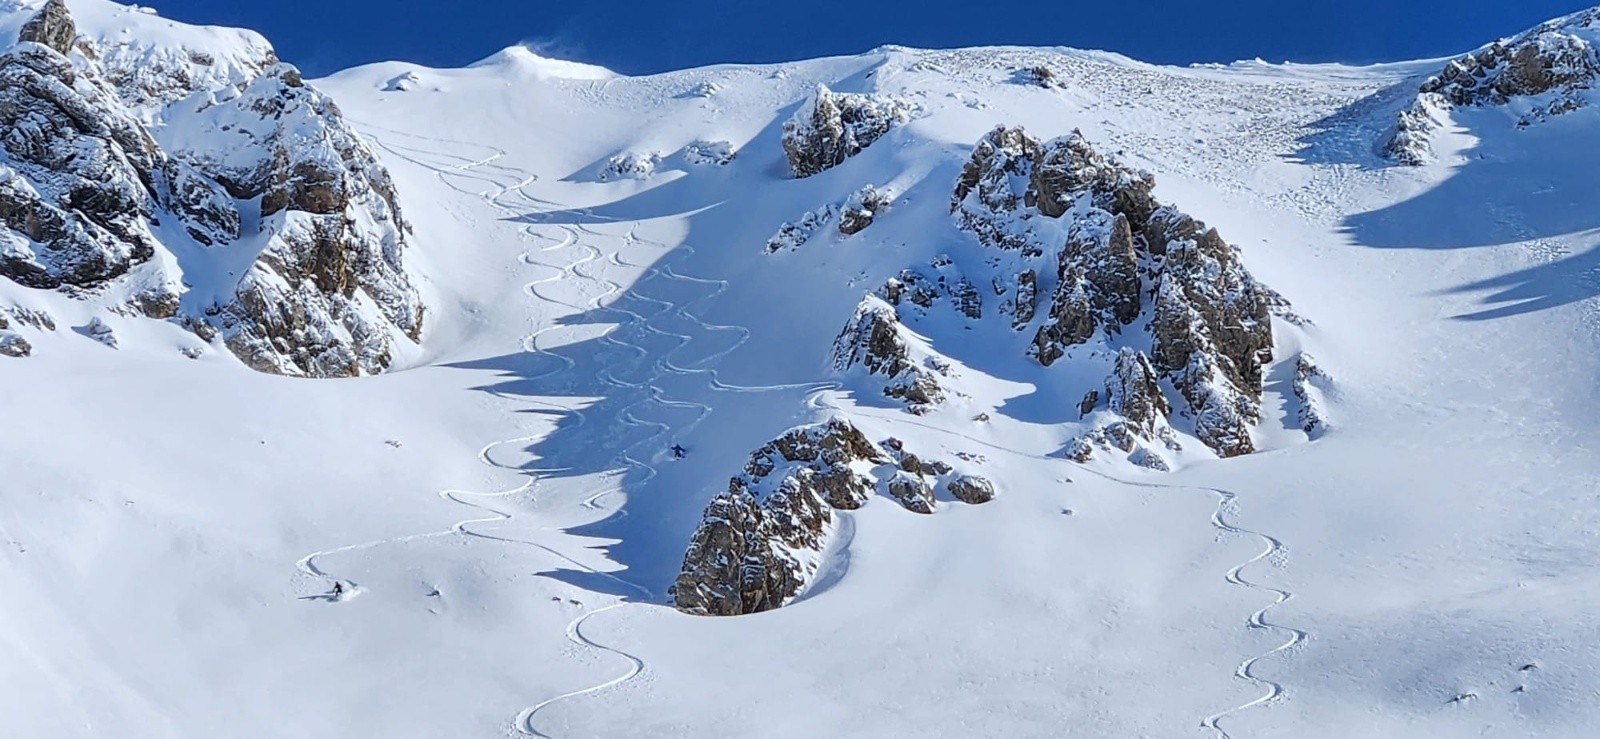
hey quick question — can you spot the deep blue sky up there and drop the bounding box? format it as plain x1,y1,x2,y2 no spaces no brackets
141,0,1593,78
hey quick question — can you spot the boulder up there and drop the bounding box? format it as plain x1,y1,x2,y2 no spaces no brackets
947,475,996,504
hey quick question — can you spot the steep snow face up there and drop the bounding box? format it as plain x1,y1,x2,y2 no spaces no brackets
0,0,423,376
12,4,1600,739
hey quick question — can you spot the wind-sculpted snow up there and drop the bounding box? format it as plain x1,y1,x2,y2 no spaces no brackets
672,419,993,615
0,0,423,376
1387,9,1600,163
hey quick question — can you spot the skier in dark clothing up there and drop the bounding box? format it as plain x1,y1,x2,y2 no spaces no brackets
671,444,687,459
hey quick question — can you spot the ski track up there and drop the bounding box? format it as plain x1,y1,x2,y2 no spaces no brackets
1070,466,1308,738
840,405,1308,736
332,122,1304,738
322,124,837,737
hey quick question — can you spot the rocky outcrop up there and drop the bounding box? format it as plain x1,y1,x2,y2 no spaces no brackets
831,296,951,413
947,125,1277,459
673,420,991,616
84,316,116,348
1031,211,1141,366
600,151,659,181
1069,349,1181,470
0,39,161,288
0,0,425,377
879,256,983,321
1293,353,1331,436
838,184,891,236
781,84,909,178
177,63,423,377
0,331,29,357
1386,11,1600,163
764,185,891,252
17,0,75,56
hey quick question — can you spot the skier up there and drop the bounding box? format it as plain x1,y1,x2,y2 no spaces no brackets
671,444,687,459
331,581,345,598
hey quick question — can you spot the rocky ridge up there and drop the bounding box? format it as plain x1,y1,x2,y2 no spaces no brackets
1387,9,1600,164
0,0,423,376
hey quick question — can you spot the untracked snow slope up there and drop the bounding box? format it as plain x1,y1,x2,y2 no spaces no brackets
6,2,1600,738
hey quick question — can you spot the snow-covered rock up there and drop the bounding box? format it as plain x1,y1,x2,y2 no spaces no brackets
83,315,116,348
600,151,660,181
781,84,909,178
837,184,891,236
947,125,1277,458
0,0,425,377
830,295,951,413
0,330,29,357
673,419,989,615
1293,352,1332,436
1386,9,1600,163
682,139,735,166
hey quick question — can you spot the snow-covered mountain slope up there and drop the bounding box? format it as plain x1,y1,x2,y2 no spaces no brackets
8,2,1600,737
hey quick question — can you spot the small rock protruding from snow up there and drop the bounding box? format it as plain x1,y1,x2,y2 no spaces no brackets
1015,65,1062,89
781,84,910,178
947,474,996,504
384,72,422,92
1293,353,1332,436
0,331,30,358
683,139,735,166
764,204,835,254
887,470,936,514
837,185,892,237
85,317,118,348
600,151,661,181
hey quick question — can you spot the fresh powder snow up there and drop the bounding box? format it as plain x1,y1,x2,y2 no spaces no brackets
5,1,1600,738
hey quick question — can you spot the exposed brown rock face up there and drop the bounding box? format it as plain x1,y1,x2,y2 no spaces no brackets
948,125,1277,459
1387,11,1600,163
832,295,950,413
953,126,1044,255
673,421,992,616
1032,211,1142,366
781,84,909,178
177,63,423,377
0,43,161,288
1424,31,1600,108
17,0,76,56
